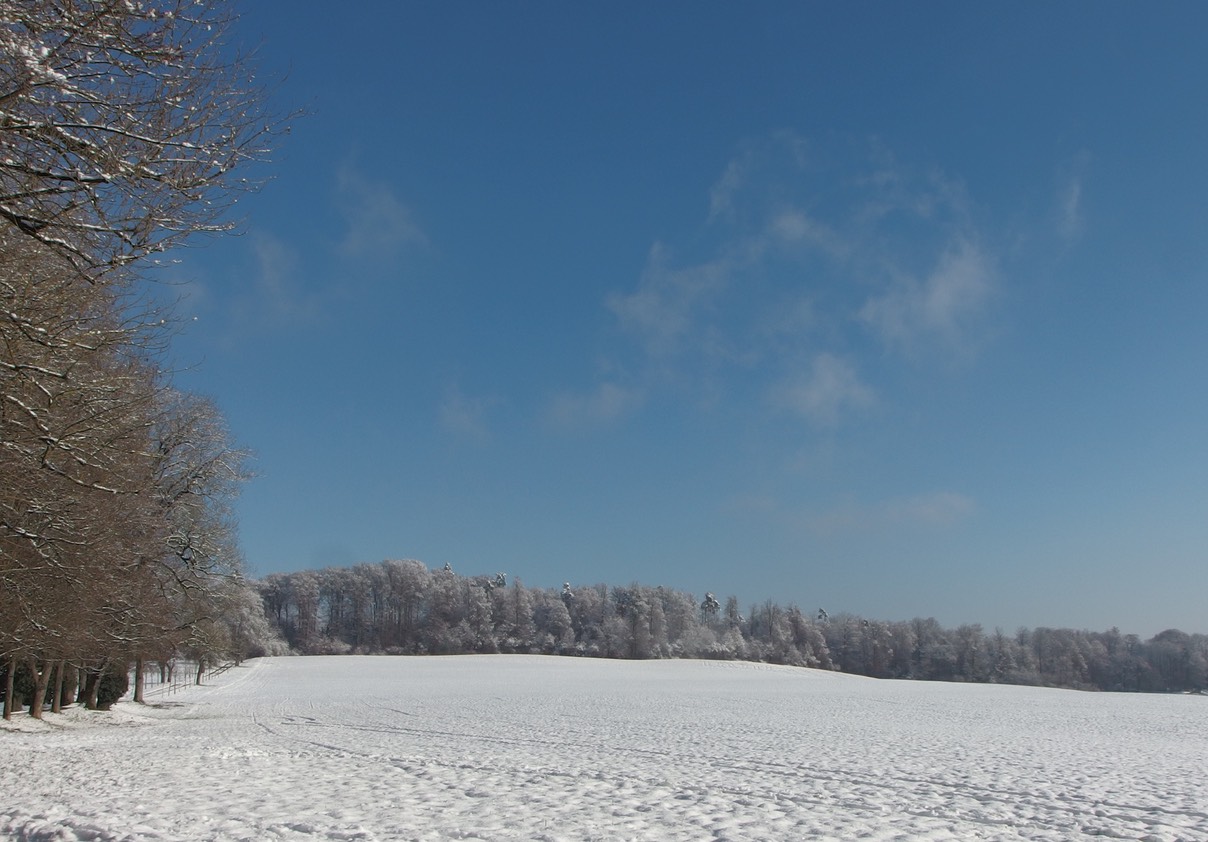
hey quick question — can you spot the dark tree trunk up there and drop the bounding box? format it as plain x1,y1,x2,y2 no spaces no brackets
59,664,77,710
27,658,52,719
51,661,65,713
2,657,14,720
134,656,145,703
81,668,101,710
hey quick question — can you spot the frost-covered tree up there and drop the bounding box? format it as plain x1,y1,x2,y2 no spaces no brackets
236,560,1203,697
660,589,699,656
494,579,536,653
953,623,986,682
532,590,574,654
0,0,283,278
786,606,831,669
1,0,282,718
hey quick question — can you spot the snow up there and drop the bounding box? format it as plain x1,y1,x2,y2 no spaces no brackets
3,655,1206,841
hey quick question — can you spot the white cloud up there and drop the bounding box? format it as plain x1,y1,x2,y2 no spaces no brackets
546,382,644,430
599,133,1003,433
772,353,875,426
335,165,426,259
605,209,837,371
860,238,994,356
606,243,732,357
768,208,848,259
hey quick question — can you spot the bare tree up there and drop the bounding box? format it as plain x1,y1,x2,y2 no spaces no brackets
1,0,284,278
1,0,282,716
1,232,164,712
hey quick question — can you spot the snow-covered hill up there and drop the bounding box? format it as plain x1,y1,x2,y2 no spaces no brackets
4,655,1206,840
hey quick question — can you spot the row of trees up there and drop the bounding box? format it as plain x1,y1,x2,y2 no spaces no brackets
255,561,1208,694
1,0,285,719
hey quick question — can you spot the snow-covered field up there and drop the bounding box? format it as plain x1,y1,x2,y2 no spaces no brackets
3,656,1206,841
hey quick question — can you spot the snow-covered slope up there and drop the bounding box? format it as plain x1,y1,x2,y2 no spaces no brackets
3,655,1206,841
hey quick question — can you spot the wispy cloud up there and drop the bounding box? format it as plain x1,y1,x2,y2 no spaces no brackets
1053,152,1090,244
805,491,976,534
708,156,748,222
249,233,318,324
439,384,493,442
855,158,972,227
212,232,321,338
597,131,1002,431
708,131,810,225
771,353,875,426
859,239,995,357
606,243,733,358
335,164,426,260
1057,174,1084,242
759,295,816,343
767,208,848,259
545,382,644,430
884,491,976,525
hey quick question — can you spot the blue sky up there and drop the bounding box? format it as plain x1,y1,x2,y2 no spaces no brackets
164,2,1208,636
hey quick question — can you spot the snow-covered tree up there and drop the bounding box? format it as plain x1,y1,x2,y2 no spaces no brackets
0,0,284,278
1,0,283,718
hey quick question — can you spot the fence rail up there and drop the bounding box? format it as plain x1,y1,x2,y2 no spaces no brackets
124,659,235,701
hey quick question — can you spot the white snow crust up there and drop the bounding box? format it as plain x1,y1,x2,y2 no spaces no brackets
3,655,1206,841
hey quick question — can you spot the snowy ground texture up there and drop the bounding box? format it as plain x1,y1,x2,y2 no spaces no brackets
3,656,1207,841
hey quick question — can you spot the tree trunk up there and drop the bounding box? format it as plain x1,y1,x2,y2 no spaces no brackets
195,660,205,685
51,661,65,713
2,656,14,720
82,668,101,710
134,656,145,704
28,657,53,719
60,663,78,711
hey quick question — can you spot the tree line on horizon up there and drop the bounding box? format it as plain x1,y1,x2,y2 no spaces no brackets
1,0,286,720
255,560,1208,694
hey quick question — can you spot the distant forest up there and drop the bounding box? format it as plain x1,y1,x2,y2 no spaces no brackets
256,560,1207,694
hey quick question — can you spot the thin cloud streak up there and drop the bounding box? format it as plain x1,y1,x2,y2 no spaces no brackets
1058,176,1084,242
335,164,427,260
545,382,645,431
440,384,493,443
214,233,322,342
772,353,875,426
805,491,977,534
860,239,995,358
600,132,1001,429
606,243,733,359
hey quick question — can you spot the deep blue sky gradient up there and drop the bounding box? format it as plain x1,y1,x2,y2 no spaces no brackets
162,2,1208,636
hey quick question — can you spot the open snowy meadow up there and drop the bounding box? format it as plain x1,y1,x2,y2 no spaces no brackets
3,656,1206,841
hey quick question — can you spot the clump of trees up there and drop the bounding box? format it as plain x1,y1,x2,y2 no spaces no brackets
255,561,1208,694
255,561,818,663
805,616,1207,693
1,0,286,719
